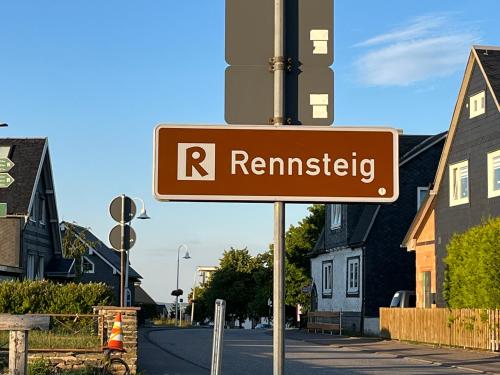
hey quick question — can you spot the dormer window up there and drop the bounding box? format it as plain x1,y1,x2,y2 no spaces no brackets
81,256,95,273
330,204,341,229
469,91,485,118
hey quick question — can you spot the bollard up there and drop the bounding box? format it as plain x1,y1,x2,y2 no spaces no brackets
210,299,226,375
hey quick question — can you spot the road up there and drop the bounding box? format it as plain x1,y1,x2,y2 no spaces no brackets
138,328,493,375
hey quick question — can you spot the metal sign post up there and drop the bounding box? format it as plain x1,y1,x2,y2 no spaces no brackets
211,299,226,375
273,0,285,373
109,195,137,307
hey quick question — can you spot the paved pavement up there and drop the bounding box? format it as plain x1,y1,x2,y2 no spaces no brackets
286,330,500,374
138,328,499,375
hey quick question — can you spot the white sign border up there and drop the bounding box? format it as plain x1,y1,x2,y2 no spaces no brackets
153,124,400,203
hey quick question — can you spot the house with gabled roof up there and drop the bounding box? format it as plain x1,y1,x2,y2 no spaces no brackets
0,138,72,281
60,221,142,305
403,46,500,308
310,132,446,334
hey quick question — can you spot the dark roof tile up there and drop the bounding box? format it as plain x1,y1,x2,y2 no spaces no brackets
475,47,500,104
0,138,46,215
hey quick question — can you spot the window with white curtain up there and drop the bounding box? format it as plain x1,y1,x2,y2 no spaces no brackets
449,160,469,206
330,204,341,229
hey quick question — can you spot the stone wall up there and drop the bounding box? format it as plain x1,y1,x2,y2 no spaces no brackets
15,307,140,374
94,306,139,374
29,352,102,372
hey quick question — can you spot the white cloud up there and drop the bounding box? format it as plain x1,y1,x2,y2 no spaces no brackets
354,15,480,86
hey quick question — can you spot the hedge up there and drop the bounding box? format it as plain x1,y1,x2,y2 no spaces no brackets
0,280,114,314
444,217,500,309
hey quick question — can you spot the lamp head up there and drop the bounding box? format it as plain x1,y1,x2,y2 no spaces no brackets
183,251,191,260
137,208,150,220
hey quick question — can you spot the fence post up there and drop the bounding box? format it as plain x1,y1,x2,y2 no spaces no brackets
339,310,342,336
211,299,226,375
9,330,28,375
0,314,50,375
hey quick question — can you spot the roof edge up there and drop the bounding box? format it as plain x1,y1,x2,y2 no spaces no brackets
472,47,500,111
25,138,48,218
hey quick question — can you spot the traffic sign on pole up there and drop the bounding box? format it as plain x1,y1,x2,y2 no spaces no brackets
109,196,136,223
225,0,273,66
225,0,334,125
109,224,136,251
0,158,14,173
153,124,399,202
0,173,14,188
225,67,333,125
225,0,334,67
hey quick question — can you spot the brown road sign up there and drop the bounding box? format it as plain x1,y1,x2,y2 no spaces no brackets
153,125,399,203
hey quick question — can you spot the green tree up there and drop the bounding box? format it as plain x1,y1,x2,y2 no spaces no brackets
61,224,96,279
285,204,325,274
193,248,272,326
200,248,258,326
284,204,325,310
444,217,500,308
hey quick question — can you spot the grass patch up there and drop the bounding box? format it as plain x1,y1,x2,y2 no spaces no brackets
0,331,100,350
28,359,97,375
152,318,192,328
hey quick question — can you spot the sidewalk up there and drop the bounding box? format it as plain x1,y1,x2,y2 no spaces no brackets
285,330,500,374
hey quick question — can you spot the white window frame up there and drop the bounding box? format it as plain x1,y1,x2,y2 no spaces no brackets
417,187,429,210
330,204,341,229
469,91,486,118
322,260,333,297
37,256,44,280
126,288,132,307
26,254,36,280
39,197,46,226
487,149,500,198
346,257,360,296
29,200,37,223
81,256,95,274
449,160,469,206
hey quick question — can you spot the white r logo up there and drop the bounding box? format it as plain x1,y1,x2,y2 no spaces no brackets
177,143,216,181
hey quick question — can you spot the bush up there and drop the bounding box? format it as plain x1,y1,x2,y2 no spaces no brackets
28,359,51,375
0,280,113,314
444,217,500,308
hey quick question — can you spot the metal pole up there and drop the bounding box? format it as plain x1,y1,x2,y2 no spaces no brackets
125,249,130,306
191,270,197,325
273,0,285,373
175,246,180,326
120,195,126,307
211,299,226,375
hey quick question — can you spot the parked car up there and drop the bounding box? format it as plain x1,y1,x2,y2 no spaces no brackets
390,290,416,308
255,323,272,329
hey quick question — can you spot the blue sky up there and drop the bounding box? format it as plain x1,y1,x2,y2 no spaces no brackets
0,1,499,301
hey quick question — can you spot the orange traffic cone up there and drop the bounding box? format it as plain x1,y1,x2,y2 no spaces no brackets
107,313,125,351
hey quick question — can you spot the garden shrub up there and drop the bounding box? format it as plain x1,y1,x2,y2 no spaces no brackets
444,217,500,308
0,280,113,314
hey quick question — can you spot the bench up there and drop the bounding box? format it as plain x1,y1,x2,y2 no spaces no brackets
307,311,342,335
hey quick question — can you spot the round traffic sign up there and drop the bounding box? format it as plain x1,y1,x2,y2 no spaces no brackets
109,195,136,223
109,224,136,251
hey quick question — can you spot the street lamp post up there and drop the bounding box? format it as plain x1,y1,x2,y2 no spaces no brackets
125,197,150,306
175,244,191,326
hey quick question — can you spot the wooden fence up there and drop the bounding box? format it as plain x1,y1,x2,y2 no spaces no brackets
380,308,500,351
